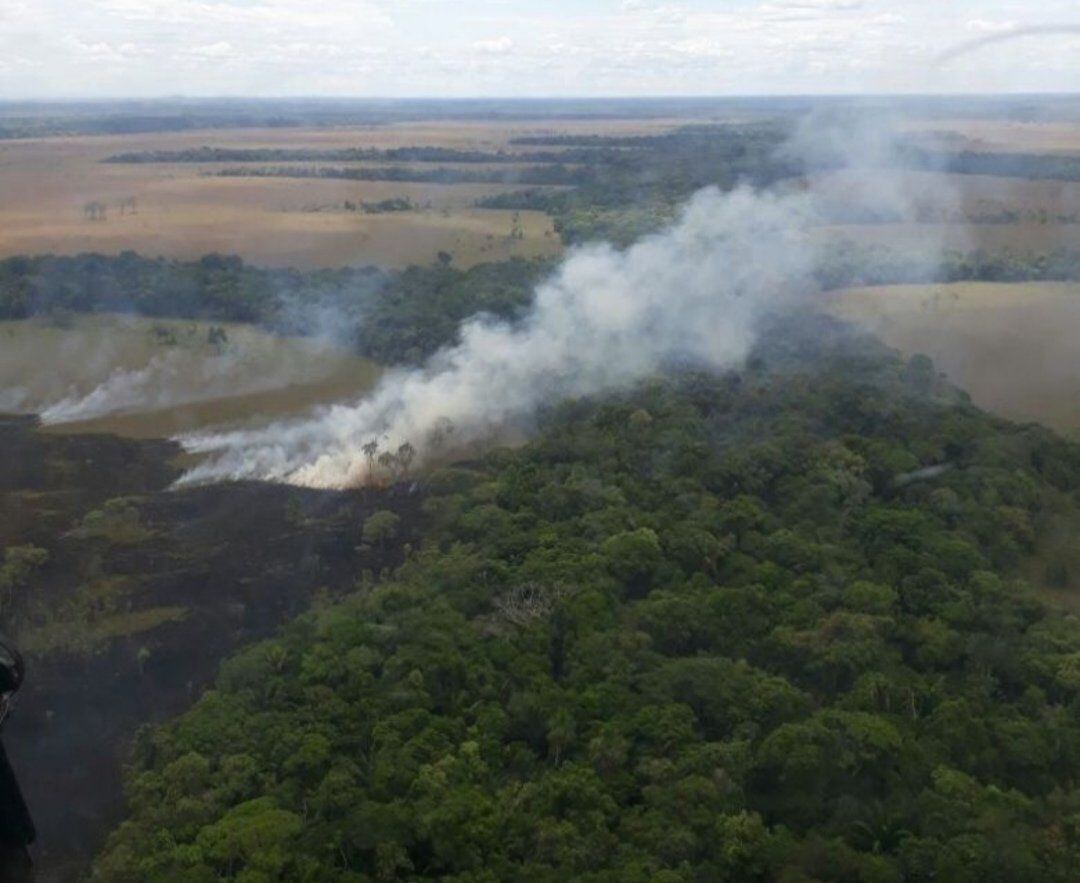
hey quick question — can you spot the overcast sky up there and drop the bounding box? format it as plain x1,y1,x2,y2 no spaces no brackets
1,0,1078,100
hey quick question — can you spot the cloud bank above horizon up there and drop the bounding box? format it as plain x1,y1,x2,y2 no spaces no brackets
1,0,1078,99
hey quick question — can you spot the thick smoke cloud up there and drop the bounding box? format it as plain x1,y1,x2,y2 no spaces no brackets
178,117,955,488
180,187,817,486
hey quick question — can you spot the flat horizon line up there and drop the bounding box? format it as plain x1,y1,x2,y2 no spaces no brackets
1,91,1078,105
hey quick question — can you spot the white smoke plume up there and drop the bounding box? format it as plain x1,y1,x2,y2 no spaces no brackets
179,186,822,487
178,116,957,489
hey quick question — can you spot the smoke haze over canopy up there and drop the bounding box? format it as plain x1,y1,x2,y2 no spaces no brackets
179,113,956,490
178,186,822,487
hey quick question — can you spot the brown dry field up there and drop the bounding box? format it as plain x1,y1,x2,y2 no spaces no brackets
0,117,699,268
824,282,1080,438
819,220,1077,254
812,169,1080,220
817,124,1080,253
0,118,661,269
903,119,1080,156
809,169,1080,255
4,116,1075,268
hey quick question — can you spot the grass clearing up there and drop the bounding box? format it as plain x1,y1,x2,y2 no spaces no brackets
823,281,1080,438
903,118,1080,156
818,221,1078,255
811,169,1080,223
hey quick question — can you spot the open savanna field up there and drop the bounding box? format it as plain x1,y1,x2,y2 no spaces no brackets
812,168,1080,221
3,111,1076,269
824,281,1080,438
904,117,1080,156
0,121,581,268
2,108,1078,444
0,116,703,269
811,168,1080,254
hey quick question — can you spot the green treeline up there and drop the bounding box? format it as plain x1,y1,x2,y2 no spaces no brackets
216,165,583,186
478,128,1080,245
815,243,1080,290
0,253,549,365
349,198,415,214
94,318,1080,881
2,246,1078,369
204,124,797,214
104,146,621,165
906,149,1080,183
479,124,798,229
351,261,544,365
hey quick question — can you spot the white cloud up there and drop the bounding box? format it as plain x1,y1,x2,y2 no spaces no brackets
188,41,235,58
965,19,1017,33
0,0,1077,98
472,36,514,55
770,0,864,9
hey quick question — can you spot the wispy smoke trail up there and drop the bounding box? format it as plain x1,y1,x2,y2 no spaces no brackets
935,25,1080,65
27,334,346,426
39,350,273,424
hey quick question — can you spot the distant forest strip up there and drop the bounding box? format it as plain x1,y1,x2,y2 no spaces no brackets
479,188,1080,247
5,94,1078,140
205,124,798,192
102,124,797,224
103,146,623,165
214,164,584,186
815,243,1080,290
0,96,812,140
99,135,1080,185
908,149,1080,182
1,246,1078,367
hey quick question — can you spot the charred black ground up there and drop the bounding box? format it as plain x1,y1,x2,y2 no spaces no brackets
0,417,424,879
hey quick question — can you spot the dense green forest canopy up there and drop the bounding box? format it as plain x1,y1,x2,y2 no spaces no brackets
94,316,1080,881
4,95,1080,881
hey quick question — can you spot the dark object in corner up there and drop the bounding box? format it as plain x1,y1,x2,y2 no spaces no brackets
0,639,33,882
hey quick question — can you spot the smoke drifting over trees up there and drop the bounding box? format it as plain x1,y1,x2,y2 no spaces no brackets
179,118,957,488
